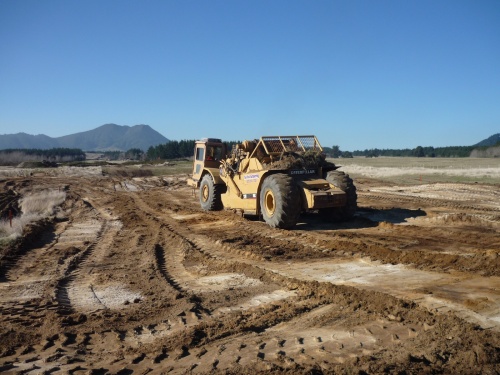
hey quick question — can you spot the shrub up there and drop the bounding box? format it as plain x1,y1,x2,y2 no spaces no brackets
0,190,66,241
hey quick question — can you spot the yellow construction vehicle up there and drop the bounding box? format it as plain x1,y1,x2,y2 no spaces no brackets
187,136,356,228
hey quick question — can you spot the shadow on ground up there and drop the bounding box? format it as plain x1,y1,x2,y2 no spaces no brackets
295,207,427,230
243,207,427,231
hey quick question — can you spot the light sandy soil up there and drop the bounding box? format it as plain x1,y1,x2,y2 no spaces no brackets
0,170,499,374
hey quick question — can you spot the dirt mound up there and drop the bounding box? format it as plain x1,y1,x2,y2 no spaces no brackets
266,150,337,171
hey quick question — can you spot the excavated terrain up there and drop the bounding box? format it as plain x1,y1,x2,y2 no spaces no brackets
0,171,499,374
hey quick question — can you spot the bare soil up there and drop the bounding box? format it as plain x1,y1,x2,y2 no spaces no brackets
0,172,499,374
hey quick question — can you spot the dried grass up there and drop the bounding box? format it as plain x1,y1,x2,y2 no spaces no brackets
0,190,66,241
20,190,66,216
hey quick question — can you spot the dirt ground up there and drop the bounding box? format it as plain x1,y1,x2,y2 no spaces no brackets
0,170,499,374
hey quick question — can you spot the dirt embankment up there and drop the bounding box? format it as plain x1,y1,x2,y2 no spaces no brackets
0,173,499,374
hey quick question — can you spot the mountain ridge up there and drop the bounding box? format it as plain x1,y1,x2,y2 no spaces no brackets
0,124,169,151
474,133,500,147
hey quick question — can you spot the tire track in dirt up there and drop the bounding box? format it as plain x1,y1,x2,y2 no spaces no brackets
61,219,129,313
192,217,500,331
360,183,500,217
128,192,290,324
127,193,309,325
0,186,204,373
0,220,68,296
154,242,184,293
362,192,500,220
61,192,264,373
124,193,206,296
165,189,375,261
129,193,239,273
179,185,500,277
137,189,500,332
122,191,448,372
2,177,500,374
100,193,215,348
54,220,105,313
0,194,103,332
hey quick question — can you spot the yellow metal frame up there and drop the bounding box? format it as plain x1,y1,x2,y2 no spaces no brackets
249,135,322,158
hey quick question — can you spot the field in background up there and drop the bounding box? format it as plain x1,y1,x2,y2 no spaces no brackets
0,161,194,179
1,157,499,184
333,157,500,185
102,160,192,177
114,157,500,184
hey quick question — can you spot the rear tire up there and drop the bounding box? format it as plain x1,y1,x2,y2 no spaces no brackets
320,170,357,221
199,174,223,211
260,174,301,229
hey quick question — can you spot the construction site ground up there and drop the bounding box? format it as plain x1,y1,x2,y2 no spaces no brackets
1,162,499,374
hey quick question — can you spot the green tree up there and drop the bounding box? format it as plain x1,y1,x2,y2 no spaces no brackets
125,148,144,160
413,146,425,157
331,145,341,158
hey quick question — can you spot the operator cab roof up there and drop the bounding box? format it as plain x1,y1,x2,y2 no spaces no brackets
199,138,222,143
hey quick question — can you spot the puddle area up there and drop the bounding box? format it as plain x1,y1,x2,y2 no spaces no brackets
272,258,500,331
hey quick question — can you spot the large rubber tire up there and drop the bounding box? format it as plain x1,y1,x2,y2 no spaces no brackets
260,174,301,229
199,174,223,211
321,170,357,221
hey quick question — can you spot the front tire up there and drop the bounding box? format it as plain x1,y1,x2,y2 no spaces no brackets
260,174,301,229
320,170,357,221
199,174,223,211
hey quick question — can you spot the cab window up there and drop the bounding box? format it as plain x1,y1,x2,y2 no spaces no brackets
195,147,204,161
206,145,223,161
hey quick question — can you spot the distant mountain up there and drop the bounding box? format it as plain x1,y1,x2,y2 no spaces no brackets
474,133,500,147
0,133,59,149
0,124,169,151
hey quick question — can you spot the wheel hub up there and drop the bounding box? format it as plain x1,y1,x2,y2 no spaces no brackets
202,184,209,202
264,190,276,216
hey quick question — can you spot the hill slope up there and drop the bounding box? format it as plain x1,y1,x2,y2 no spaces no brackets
0,124,169,151
0,133,59,149
474,133,500,147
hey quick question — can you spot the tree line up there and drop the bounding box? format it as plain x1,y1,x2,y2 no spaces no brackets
326,145,475,158
146,140,196,160
100,148,145,161
0,148,85,165
323,146,353,158
148,141,477,160
146,140,241,160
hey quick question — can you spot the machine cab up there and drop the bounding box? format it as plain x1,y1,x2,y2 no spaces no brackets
191,138,226,183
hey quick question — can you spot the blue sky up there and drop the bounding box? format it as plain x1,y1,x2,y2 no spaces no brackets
0,0,499,151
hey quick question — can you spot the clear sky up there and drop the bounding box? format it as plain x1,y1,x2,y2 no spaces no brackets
1,0,499,151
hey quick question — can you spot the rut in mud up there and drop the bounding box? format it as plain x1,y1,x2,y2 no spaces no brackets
0,174,499,374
